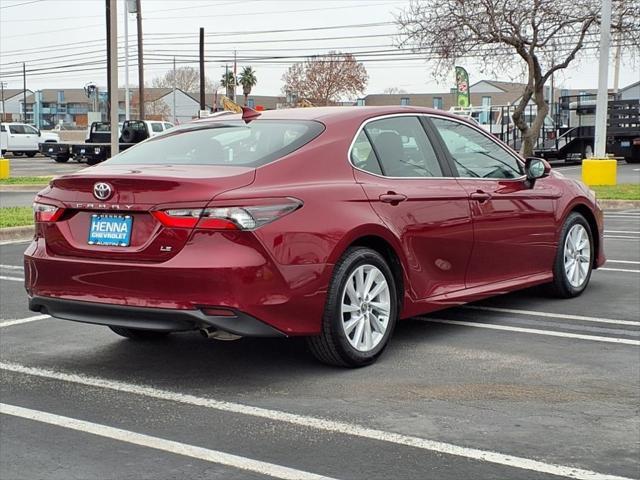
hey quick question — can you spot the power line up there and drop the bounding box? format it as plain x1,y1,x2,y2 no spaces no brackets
0,0,45,9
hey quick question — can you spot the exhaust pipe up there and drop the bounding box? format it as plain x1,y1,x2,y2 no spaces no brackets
200,327,242,341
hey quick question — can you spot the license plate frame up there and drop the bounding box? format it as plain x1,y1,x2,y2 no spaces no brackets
88,214,133,247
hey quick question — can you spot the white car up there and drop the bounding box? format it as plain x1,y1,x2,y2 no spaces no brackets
0,122,59,157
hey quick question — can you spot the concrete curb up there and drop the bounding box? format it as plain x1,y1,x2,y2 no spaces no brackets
0,185,47,192
598,200,640,210
0,225,34,243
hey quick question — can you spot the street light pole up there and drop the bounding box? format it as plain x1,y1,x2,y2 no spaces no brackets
109,0,119,156
594,0,612,159
124,0,130,120
136,0,144,120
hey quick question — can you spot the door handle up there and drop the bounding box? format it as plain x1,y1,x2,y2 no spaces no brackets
470,190,491,202
379,192,407,204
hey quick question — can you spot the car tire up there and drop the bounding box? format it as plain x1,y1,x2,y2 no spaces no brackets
26,152,37,158
54,155,69,163
547,212,594,298
306,247,398,367
108,326,171,340
86,156,101,166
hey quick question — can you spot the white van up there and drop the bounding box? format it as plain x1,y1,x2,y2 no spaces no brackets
0,122,60,157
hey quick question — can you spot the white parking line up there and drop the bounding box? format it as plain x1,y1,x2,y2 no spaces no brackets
464,306,640,327
0,403,338,480
423,319,639,346
603,235,640,240
0,264,24,270
0,239,31,246
604,230,640,234
0,275,24,282
0,315,50,328
0,362,632,480
598,267,640,273
607,260,640,265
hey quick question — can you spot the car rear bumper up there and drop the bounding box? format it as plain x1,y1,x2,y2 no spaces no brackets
24,231,333,336
29,295,285,336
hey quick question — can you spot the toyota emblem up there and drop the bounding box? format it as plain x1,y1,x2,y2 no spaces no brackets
93,182,113,200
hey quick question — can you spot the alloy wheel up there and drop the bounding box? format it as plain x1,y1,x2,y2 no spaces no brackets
340,264,391,352
563,224,591,288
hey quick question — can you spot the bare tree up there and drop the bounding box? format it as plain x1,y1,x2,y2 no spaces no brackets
282,52,368,106
152,66,216,94
383,87,408,94
397,0,640,156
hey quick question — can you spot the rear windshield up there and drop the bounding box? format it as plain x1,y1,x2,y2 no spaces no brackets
107,120,324,167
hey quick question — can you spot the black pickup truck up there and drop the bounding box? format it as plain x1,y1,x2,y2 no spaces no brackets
40,120,173,165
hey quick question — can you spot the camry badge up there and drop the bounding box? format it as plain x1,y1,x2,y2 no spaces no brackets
93,182,113,200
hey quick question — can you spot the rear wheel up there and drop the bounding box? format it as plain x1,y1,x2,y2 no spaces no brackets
547,212,594,298
307,247,398,367
109,326,170,340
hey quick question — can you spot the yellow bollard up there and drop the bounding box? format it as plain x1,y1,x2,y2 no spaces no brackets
0,154,9,179
582,158,617,186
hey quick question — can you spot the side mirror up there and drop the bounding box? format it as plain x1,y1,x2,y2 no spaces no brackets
524,157,550,187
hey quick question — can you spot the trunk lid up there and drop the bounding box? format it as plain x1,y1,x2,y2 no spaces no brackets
37,164,255,262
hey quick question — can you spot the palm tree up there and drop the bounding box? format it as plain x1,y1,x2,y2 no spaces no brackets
238,66,258,106
220,70,236,99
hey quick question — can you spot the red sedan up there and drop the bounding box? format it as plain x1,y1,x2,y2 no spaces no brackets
25,106,605,367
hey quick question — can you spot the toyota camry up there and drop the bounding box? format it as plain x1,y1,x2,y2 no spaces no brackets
25,106,605,367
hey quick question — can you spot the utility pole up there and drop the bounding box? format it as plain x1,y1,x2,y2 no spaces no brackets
0,81,6,121
199,27,205,111
124,0,130,120
233,50,237,102
594,0,612,159
173,56,177,123
22,63,27,123
136,0,144,120
108,0,119,156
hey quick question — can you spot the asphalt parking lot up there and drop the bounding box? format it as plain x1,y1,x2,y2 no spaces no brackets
0,210,638,480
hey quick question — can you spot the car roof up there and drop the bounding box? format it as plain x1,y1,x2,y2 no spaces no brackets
190,106,470,125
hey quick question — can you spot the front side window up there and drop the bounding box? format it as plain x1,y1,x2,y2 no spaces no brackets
23,125,39,134
9,125,26,134
363,116,443,178
431,117,523,179
151,122,164,133
107,120,324,167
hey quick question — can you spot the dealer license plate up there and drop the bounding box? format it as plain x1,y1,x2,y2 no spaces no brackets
88,214,133,246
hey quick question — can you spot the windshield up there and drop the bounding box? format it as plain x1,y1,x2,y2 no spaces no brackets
107,120,324,167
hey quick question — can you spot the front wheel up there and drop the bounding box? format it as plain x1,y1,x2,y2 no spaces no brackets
26,152,37,158
109,326,171,340
306,247,398,367
53,155,69,163
547,212,594,298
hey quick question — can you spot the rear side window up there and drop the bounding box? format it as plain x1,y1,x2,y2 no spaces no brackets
350,130,382,175
107,120,324,167
151,122,164,133
363,116,443,178
0,125,5,132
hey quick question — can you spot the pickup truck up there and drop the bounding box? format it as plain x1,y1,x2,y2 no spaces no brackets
1,122,60,157
40,120,174,165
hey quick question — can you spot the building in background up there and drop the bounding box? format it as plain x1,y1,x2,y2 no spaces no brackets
0,89,32,122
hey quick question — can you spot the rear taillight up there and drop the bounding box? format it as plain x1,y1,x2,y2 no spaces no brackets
152,199,301,231
33,202,63,222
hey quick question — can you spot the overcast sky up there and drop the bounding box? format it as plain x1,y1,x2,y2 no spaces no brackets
1,0,638,97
